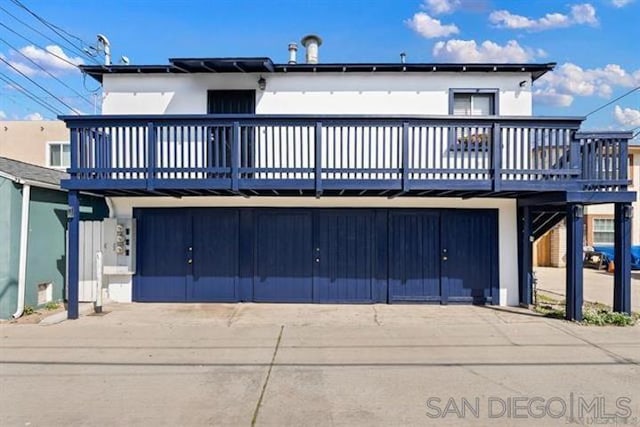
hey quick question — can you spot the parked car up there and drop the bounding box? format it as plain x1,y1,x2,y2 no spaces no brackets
591,246,640,270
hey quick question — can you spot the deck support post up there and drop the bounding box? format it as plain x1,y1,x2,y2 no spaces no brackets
565,203,584,321
517,205,533,306
614,203,632,314
67,190,80,320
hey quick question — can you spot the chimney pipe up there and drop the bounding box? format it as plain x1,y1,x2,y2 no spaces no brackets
400,52,406,64
288,42,298,64
301,34,322,64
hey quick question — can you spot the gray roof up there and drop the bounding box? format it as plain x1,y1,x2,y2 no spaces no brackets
0,157,67,188
81,58,556,83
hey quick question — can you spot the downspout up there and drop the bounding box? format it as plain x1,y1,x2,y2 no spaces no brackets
12,183,30,318
105,197,115,218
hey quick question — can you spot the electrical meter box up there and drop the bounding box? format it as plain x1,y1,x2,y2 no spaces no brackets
102,218,136,275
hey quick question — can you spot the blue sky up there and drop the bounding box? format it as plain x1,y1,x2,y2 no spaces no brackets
0,0,638,135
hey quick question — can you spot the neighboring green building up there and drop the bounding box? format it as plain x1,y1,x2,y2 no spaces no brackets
0,157,108,319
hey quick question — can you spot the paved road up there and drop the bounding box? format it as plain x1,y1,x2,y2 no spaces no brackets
535,267,640,312
1,303,639,426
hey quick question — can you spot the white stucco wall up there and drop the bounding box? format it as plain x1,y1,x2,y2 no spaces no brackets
102,72,532,116
98,71,526,306
105,197,518,307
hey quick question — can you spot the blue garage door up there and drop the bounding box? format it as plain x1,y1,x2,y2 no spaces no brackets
134,208,497,304
253,210,314,302
135,209,190,302
389,210,498,304
389,211,441,302
134,208,239,302
314,210,375,303
441,210,497,304
190,209,239,302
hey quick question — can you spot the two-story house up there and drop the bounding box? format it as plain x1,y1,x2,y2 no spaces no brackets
60,36,635,321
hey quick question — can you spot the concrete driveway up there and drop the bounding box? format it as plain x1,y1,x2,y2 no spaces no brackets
535,267,640,312
1,303,639,426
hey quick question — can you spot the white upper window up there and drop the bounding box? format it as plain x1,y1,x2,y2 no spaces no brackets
47,142,70,169
453,93,495,116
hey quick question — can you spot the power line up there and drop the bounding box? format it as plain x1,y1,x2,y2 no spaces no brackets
0,36,94,107
585,86,640,117
0,55,77,112
0,20,83,69
0,4,87,59
8,0,99,64
0,71,63,115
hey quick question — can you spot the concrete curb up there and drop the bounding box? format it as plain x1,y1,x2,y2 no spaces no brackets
39,303,97,326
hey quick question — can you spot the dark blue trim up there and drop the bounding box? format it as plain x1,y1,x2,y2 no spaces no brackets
492,123,501,191
146,122,156,191
518,206,532,306
614,203,632,314
315,122,322,197
79,61,557,84
374,209,388,303
67,190,80,319
60,115,633,199
565,204,584,321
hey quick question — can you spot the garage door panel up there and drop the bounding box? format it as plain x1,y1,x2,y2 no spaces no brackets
389,212,441,302
442,210,496,304
134,210,189,302
314,211,374,302
254,211,313,302
190,209,239,302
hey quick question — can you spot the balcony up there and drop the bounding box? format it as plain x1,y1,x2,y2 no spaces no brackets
60,114,632,199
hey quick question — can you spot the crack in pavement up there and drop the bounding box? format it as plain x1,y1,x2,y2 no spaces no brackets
372,306,381,326
251,325,284,426
227,305,242,327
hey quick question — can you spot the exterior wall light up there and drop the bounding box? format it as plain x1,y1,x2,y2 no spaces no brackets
624,205,634,218
258,76,267,91
573,205,584,218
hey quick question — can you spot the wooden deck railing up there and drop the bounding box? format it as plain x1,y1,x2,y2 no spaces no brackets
60,115,631,194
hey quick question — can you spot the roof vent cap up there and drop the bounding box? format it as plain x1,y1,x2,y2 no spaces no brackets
301,34,322,64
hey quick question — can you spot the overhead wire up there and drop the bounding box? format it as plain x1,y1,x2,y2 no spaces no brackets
0,21,84,69
0,36,94,107
0,55,78,112
0,71,63,115
7,0,99,64
584,86,640,117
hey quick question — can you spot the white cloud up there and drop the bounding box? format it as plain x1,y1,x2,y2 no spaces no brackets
421,0,461,15
614,106,640,127
0,110,6,119
405,12,460,39
489,3,598,31
611,0,634,7
533,89,574,107
570,3,598,24
23,112,44,121
534,63,640,107
432,39,545,62
406,12,459,38
2,44,83,77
